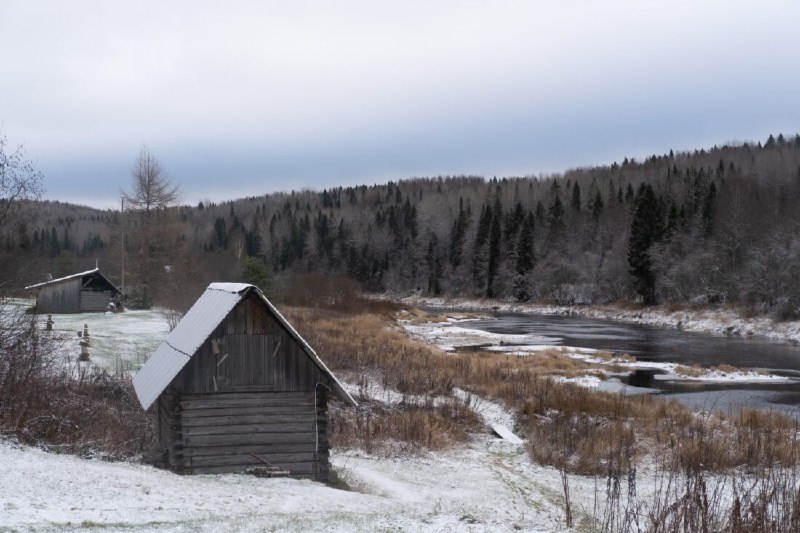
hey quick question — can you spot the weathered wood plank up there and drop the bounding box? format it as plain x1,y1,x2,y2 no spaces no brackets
188,461,317,475
182,422,315,436
184,431,316,447
180,397,315,410
189,451,317,467
181,413,315,427
180,405,316,418
181,442,318,457
179,391,313,401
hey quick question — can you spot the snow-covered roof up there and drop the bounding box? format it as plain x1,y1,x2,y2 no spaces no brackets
24,268,119,291
133,283,356,410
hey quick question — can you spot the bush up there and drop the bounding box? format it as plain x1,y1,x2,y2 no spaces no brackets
0,305,155,457
239,256,272,294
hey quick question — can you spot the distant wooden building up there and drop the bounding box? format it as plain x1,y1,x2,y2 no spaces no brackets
25,268,120,314
133,283,356,481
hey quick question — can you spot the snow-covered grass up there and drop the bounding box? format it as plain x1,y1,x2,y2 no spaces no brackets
6,299,170,374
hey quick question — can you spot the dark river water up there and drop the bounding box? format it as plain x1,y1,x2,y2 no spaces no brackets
463,312,800,416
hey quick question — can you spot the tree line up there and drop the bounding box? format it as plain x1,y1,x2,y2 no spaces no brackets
4,134,800,318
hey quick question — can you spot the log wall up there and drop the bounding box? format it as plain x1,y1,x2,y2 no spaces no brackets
160,390,330,480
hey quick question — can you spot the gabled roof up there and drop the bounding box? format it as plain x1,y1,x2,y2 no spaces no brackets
24,268,120,292
132,283,357,410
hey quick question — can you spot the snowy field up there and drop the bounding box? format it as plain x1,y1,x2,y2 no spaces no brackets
5,299,169,374
1,391,590,532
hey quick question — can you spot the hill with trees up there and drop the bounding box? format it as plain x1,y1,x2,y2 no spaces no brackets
5,134,800,319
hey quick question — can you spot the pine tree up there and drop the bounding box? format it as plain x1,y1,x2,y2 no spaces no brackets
449,197,469,267
472,204,493,288
589,190,604,222
571,182,581,211
545,192,565,253
425,233,442,295
515,213,535,275
627,184,663,304
701,181,717,237
486,190,503,297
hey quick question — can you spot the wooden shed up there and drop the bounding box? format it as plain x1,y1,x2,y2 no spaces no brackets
132,282,356,481
25,268,120,314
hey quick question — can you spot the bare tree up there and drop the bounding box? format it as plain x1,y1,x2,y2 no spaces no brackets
0,134,44,289
126,146,179,213
123,146,183,307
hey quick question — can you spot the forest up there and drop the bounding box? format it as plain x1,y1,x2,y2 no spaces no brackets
3,133,800,318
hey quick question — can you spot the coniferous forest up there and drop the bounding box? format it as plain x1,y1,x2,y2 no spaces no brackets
4,134,800,318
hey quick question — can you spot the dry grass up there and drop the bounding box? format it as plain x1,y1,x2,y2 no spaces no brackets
329,396,482,455
675,364,706,378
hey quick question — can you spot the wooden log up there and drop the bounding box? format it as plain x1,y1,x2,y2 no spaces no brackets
181,442,317,457
189,461,317,476
182,422,315,436
180,397,315,410
184,431,316,447
179,405,316,418
188,451,317,467
181,413,315,428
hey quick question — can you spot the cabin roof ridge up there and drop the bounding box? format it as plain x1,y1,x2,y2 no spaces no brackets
132,282,357,410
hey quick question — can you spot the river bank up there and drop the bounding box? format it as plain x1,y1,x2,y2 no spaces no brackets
399,295,800,346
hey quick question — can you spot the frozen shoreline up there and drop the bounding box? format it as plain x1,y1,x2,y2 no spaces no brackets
399,314,794,392
399,295,800,346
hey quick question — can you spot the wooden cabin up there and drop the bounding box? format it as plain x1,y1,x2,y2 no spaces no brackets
25,268,120,314
133,283,356,481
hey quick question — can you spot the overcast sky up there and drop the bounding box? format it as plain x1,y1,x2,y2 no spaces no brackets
1,1,799,209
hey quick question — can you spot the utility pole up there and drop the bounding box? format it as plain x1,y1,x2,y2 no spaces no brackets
121,194,125,309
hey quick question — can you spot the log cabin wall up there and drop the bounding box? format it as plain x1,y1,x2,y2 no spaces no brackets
160,292,333,481
160,389,329,478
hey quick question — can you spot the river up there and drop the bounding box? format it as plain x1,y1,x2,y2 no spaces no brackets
464,312,800,416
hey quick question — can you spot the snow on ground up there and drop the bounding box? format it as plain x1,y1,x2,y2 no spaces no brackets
0,382,593,532
5,299,170,374
405,295,800,345
0,434,590,532
401,318,555,352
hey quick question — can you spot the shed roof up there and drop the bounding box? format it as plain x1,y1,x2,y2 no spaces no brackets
132,283,357,410
24,268,119,292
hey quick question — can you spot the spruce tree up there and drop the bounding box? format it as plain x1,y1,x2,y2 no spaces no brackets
449,197,469,268
545,193,565,253
701,181,717,237
425,234,442,295
486,190,503,297
571,182,581,210
627,184,663,304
